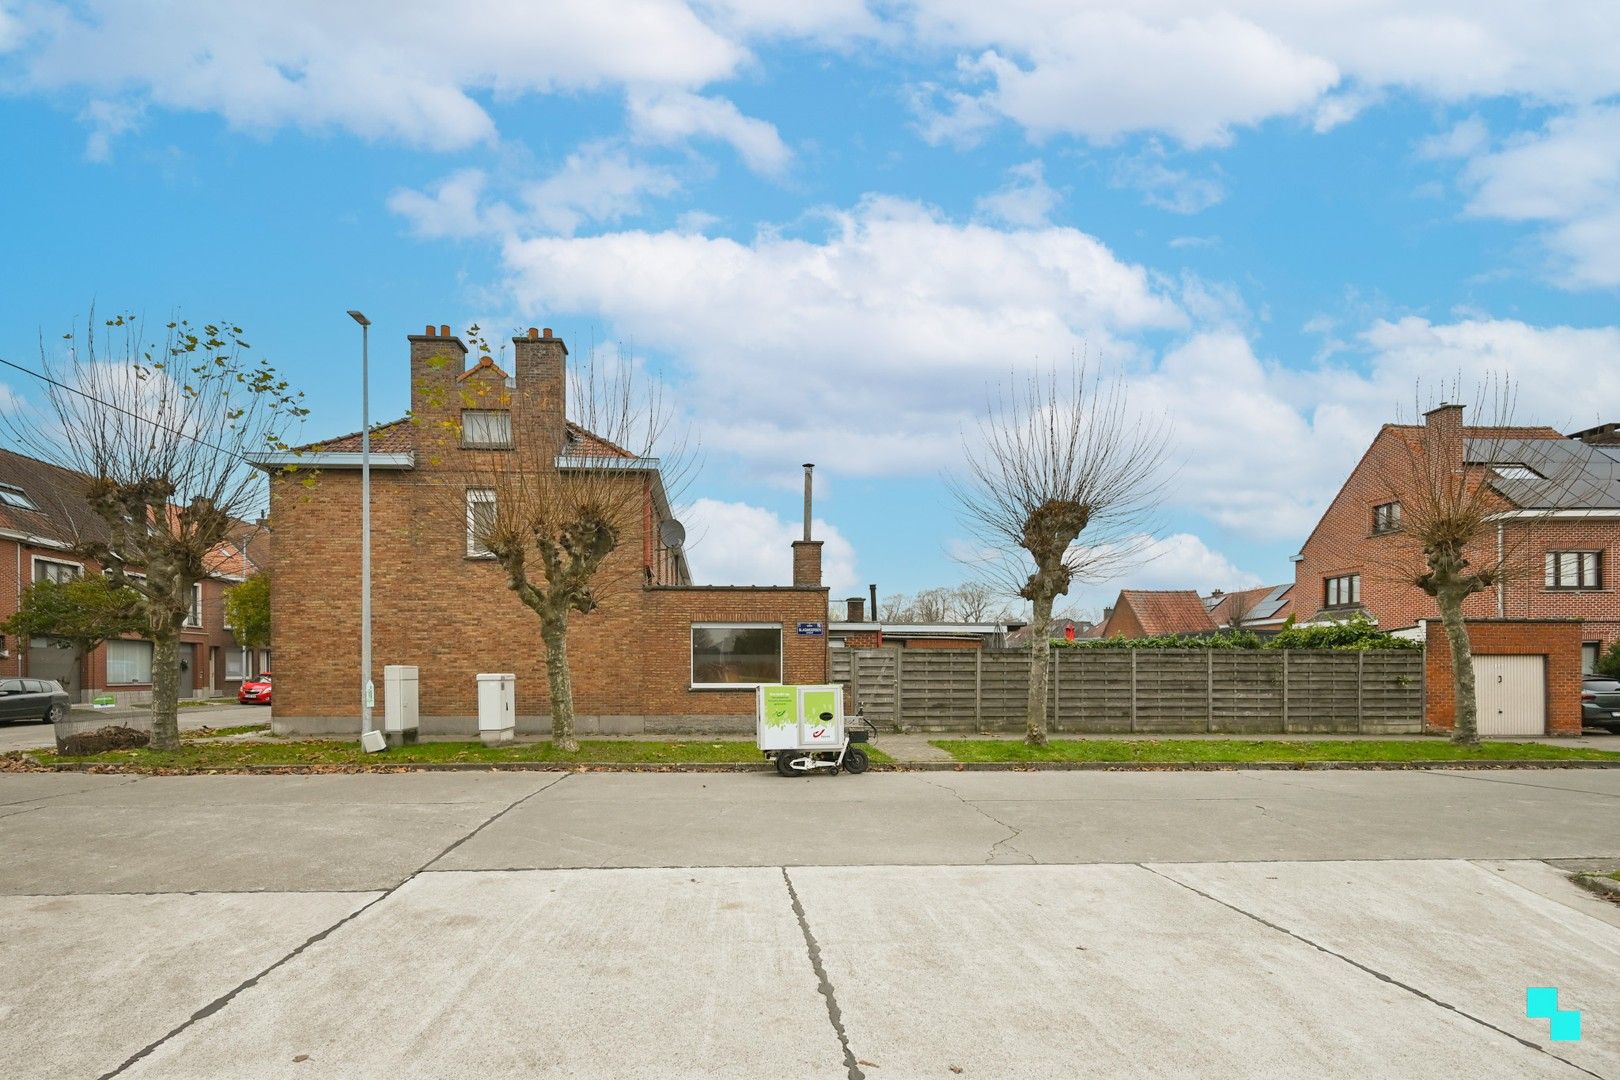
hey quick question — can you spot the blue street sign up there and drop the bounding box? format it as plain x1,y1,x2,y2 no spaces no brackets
797,622,824,636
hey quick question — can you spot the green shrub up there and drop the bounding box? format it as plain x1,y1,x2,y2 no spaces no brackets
1595,640,1620,679
1053,614,1416,652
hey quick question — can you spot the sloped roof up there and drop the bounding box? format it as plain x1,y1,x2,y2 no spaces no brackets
1206,583,1293,625
1113,590,1219,636
1470,437,1620,510
296,417,634,459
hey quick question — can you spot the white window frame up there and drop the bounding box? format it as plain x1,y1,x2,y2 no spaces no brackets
106,639,154,685
184,583,203,628
31,556,83,584
690,622,783,690
460,409,514,449
466,488,497,558
1545,550,1601,590
0,482,39,511
1372,502,1400,534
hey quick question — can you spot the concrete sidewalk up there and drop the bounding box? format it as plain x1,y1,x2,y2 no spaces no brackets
4,770,1617,1078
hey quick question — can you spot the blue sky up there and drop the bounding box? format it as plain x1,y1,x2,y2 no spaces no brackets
4,2,1620,617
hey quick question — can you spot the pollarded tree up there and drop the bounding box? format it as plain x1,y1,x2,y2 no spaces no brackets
951,368,1168,746
1,313,306,749
1377,382,1592,744
446,331,691,752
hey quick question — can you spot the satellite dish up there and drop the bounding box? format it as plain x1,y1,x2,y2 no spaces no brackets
659,519,686,550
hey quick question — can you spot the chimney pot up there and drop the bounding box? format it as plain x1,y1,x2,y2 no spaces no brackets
439,324,451,338
542,327,553,338
425,324,436,337
527,327,539,339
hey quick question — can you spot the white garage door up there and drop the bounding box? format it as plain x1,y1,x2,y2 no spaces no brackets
1473,655,1546,736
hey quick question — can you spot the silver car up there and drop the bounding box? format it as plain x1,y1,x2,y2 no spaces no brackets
0,678,71,724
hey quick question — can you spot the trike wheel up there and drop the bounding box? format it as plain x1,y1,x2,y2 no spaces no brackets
775,751,802,777
842,747,870,774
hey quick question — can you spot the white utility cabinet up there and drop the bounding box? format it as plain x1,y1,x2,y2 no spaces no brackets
383,665,419,744
477,672,516,745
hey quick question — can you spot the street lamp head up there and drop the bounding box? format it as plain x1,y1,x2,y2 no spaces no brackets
347,310,371,326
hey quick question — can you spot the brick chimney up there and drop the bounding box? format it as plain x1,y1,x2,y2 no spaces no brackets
846,596,865,622
409,324,468,450
792,541,823,587
1423,402,1465,472
512,327,567,455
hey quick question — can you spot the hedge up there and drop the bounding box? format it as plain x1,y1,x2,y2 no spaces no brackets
1054,616,1419,652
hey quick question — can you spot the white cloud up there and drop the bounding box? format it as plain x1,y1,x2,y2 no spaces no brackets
78,98,143,162
904,2,1620,148
1454,105,1620,287
973,160,1060,226
1110,144,1225,214
1417,115,1488,160
3,0,746,150
389,146,680,239
683,498,859,594
627,90,791,175
1053,532,1263,614
493,194,1620,555
502,194,1184,474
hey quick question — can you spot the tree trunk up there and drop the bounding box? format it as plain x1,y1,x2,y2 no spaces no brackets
540,614,578,752
1436,591,1479,746
1025,593,1053,747
149,634,180,751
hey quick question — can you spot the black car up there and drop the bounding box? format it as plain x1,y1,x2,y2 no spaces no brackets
0,678,71,724
1581,676,1620,733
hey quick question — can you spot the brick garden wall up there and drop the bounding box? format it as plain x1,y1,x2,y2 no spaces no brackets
1424,619,1582,735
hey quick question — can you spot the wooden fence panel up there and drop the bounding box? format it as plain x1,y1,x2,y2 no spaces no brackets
1284,652,1363,733
832,647,1424,734
1210,651,1285,733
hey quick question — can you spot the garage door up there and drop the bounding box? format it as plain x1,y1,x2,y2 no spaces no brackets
1473,655,1545,736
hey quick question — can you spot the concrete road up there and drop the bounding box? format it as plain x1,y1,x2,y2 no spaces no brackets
2,770,1617,1078
0,702,266,752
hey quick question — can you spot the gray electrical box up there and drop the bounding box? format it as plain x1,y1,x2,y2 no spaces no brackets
383,665,419,746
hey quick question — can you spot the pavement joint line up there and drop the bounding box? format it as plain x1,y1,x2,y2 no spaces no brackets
95,772,567,1078
781,867,865,1080
1138,864,1604,1079
1422,770,1620,800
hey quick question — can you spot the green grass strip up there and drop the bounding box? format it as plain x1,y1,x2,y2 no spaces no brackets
931,738,1620,763
33,738,892,768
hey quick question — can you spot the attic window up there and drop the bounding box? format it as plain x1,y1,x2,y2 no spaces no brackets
1492,464,1542,481
461,410,513,449
0,483,38,511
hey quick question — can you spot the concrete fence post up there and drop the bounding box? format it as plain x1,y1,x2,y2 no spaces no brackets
1357,650,1366,734
1206,649,1215,733
1130,650,1139,733
1281,650,1291,733
893,646,906,733
1052,649,1062,733
974,649,984,734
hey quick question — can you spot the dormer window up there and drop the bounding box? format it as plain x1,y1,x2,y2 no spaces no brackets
0,483,38,511
462,410,513,449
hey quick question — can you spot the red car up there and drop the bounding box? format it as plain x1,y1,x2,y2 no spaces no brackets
238,672,272,705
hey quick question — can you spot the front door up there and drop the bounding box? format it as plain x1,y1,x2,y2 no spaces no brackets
173,643,197,701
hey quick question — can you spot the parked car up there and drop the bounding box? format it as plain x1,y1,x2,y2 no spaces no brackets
238,672,272,706
0,678,71,724
1581,676,1620,732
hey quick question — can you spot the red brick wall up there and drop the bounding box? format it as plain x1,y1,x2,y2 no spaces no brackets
1098,603,1148,639
1424,619,1582,735
837,630,882,648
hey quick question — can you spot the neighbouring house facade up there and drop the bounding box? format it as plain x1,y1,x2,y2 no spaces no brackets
0,449,267,703
1294,403,1620,672
261,324,829,736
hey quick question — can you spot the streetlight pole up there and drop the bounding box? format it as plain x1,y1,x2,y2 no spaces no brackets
347,310,374,744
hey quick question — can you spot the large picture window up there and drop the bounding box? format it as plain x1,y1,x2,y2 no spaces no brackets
106,640,153,685
33,557,82,584
691,624,782,688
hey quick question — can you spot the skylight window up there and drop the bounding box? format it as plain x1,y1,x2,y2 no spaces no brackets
1492,464,1542,481
0,483,39,511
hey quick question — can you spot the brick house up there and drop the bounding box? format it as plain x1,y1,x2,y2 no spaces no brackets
1293,404,1620,671
0,448,266,703
1202,584,1294,633
259,324,829,736
828,597,1019,650
1095,589,1219,638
